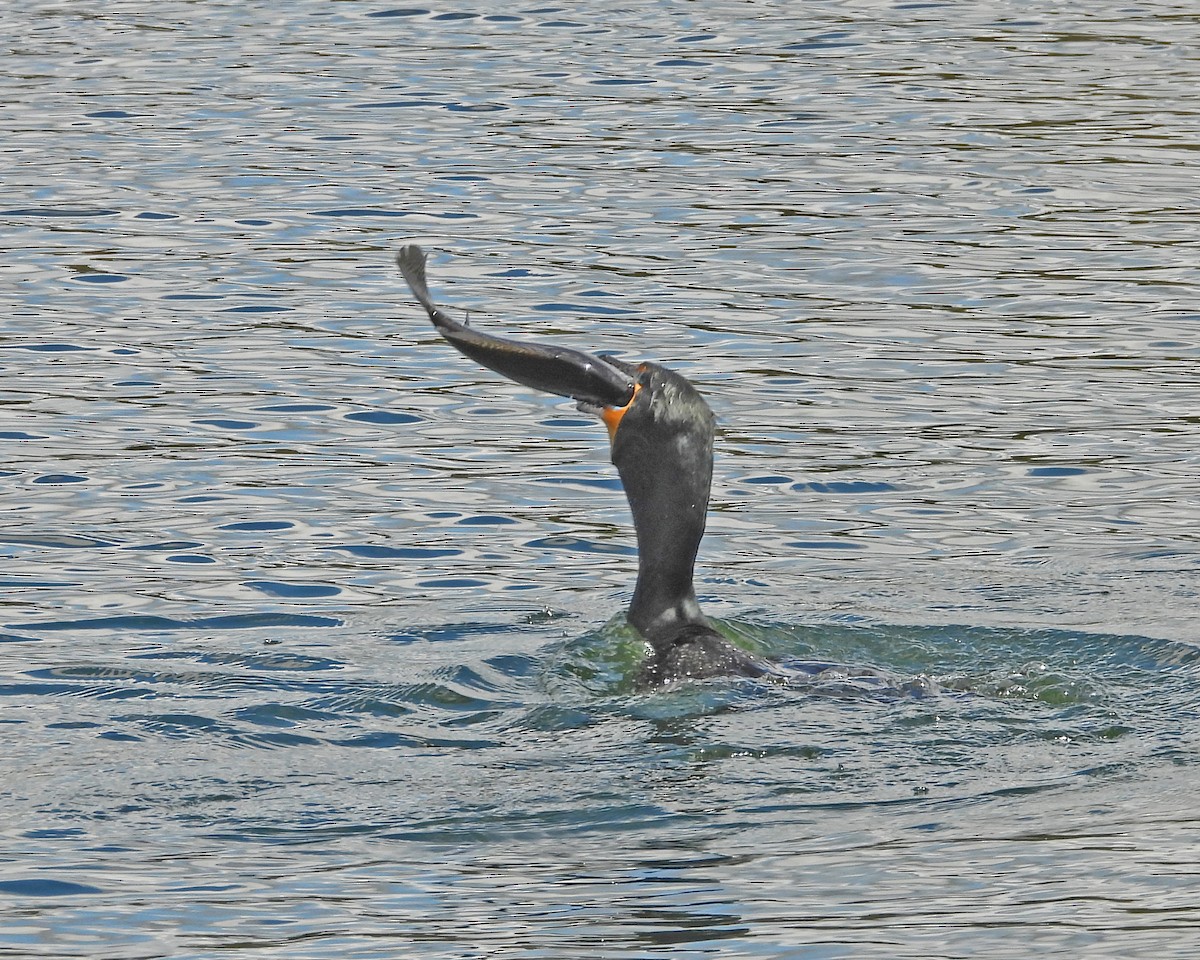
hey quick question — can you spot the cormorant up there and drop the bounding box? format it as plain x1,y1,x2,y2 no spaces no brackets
397,245,769,686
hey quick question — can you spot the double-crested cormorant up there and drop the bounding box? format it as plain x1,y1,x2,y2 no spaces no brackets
397,245,768,685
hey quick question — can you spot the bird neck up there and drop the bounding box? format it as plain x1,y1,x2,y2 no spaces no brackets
617,434,714,645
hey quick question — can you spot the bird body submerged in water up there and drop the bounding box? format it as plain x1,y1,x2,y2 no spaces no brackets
396,245,769,686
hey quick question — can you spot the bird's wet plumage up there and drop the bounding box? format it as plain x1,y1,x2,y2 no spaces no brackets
397,244,770,686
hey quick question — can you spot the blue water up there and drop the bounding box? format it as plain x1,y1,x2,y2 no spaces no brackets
3,2,1199,957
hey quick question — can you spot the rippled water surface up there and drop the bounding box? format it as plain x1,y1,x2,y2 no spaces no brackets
4,1,1200,957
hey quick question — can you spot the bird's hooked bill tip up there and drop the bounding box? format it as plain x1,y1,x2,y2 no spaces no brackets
578,383,640,443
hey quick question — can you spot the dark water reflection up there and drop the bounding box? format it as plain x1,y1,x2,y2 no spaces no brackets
4,1,1200,956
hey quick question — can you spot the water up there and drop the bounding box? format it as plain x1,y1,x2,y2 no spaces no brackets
3,1,1200,956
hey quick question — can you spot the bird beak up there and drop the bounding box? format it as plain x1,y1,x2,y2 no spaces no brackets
585,382,642,444
397,245,636,409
